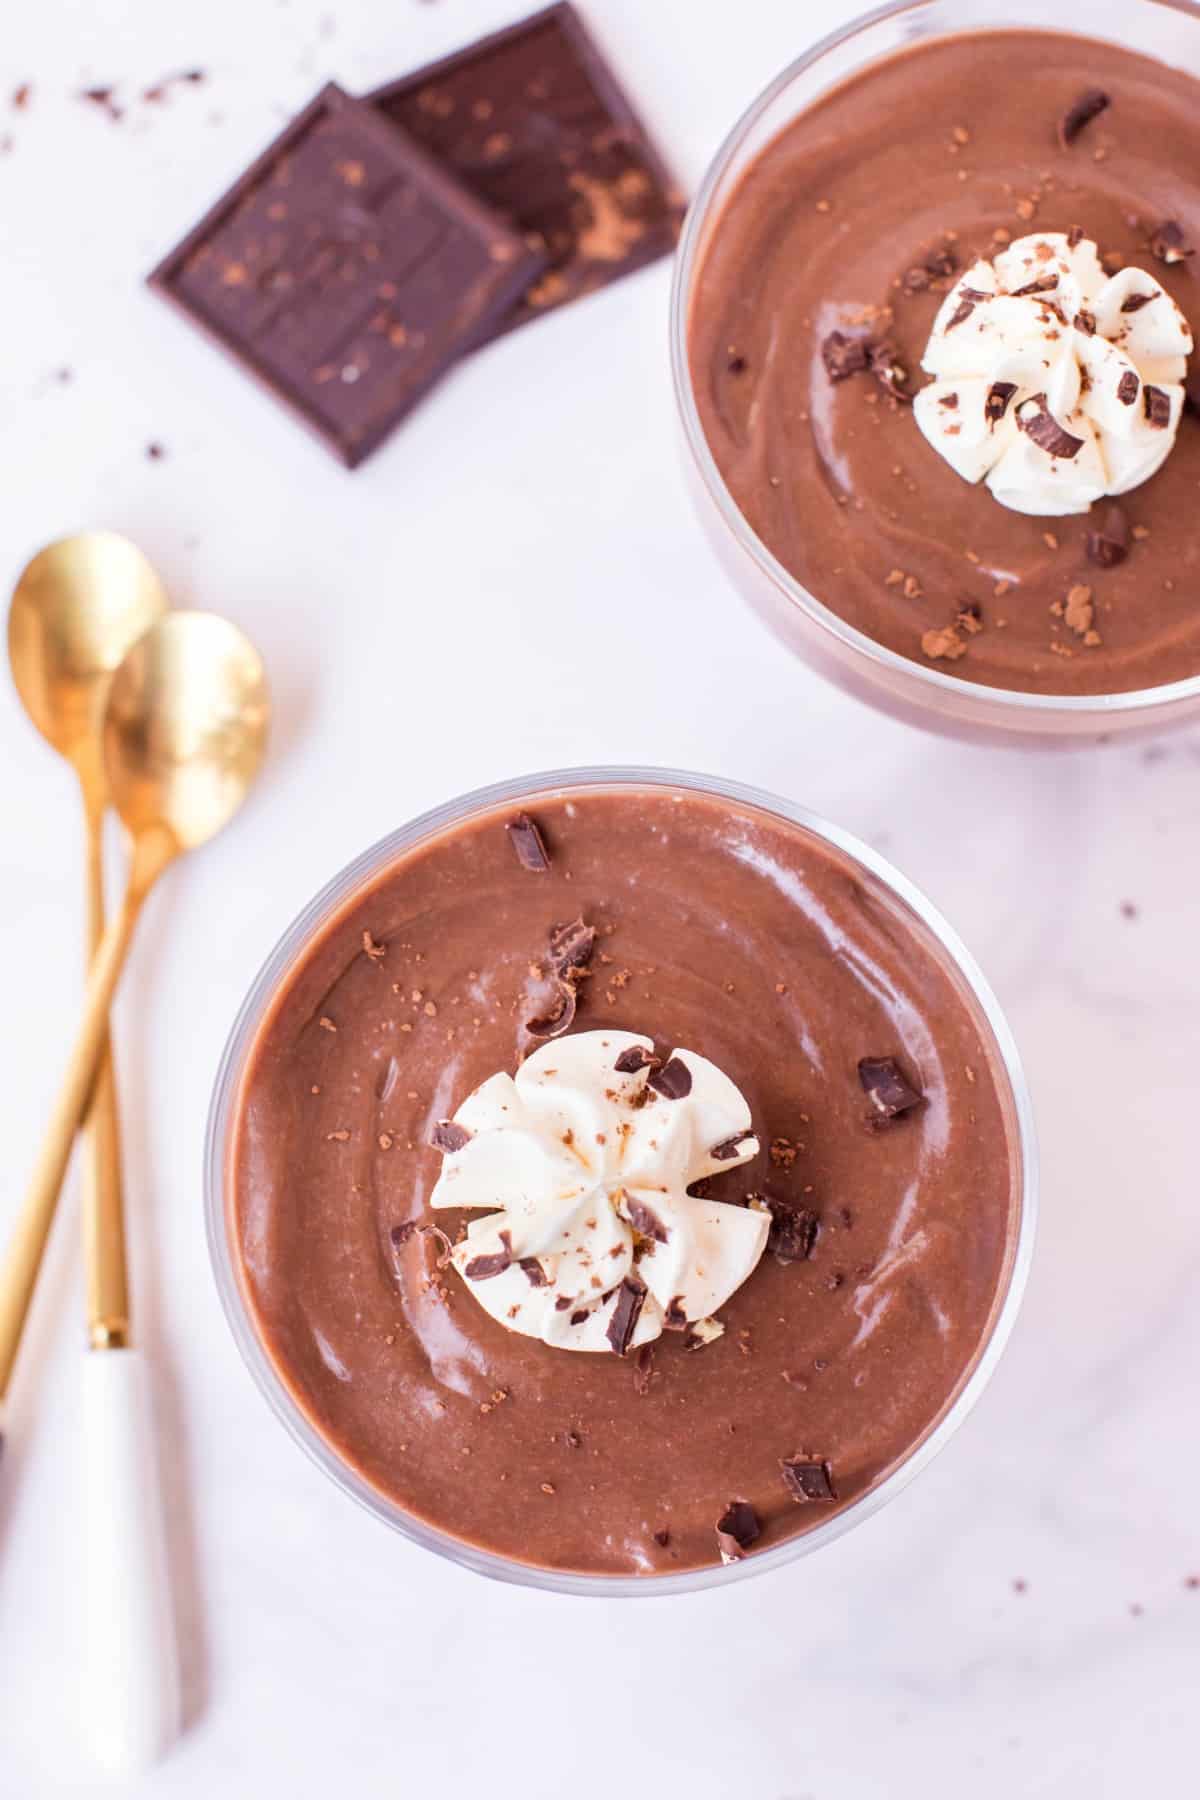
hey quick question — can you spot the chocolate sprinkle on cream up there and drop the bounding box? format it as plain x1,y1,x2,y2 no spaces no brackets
464,1232,513,1280
944,286,990,332
1058,87,1110,148
622,1194,670,1243
1011,272,1059,298
821,330,870,382
605,1273,647,1355
858,1056,924,1120
1121,289,1158,315
429,1120,471,1154
710,1131,756,1161
1073,308,1097,336
1144,384,1172,429
780,1455,838,1503
985,380,1017,423
648,1056,693,1100
1116,370,1140,406
1150,220,1193,266
614,1044,659,1074
1086,502,1131,568
519,1258,549,1287
1017,394,1085,460
663,1296,688,1330
506,812,550,872
715,1499,760,1563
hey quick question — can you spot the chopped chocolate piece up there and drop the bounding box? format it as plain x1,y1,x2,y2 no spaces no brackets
662,1296,688,1330
727,352,748,374
985,380,1017,423
1017,394,1085,460
547,915,596,973
622,1194,669,1242
715,1499,760,1562
605,1273,647,1356
429,1119,471,1154
554,1294,574,1312
369,4,684,333
1073,308,1097,335
1150,219,1193,266
858,1055,924,1120
614,1043,658,1074
464,1232,513,1280
867,337,912,403
765,1197,820,1264
924,245,959,279
390,1221,419,1249
1144,384,1172,429
525,980,578,1039
1121,289,1158,315
653,1528,671,1548
648,1056,693,1100
1086,502,1131,568
1116,370,1140,406
570,1308,590,1326
147,84,543,467
1058,88,1110,147
945,286,990,331
821,330,870,382
507,811,550,872
780,1455,838,1503
519,1257,549,1286
710,1131,756,1161
938,392,960,410
1011,272,1059,297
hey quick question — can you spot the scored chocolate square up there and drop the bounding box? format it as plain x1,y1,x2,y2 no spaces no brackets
147,83,545,466
369,2,685,330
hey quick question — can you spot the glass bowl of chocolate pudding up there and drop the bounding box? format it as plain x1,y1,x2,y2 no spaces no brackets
672,0,1200,742
206,768,1036,1595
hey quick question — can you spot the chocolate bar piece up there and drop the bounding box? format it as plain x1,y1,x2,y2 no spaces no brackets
369,2,684,330
147,83,544,465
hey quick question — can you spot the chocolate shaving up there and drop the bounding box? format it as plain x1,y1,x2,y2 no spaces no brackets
547,916,596,975
820,330,869,382
764,1198,820,1264
1012,273,1059,297
1150,219,1193,266
867,337,912,404
780,1456,838,1503
710,1131,755,1162
858,1056,924,1121
519,1258,549,1287
623,1195,669,1243
391,1221,453,1267
944,286,990,332
1116,370,1140,406
648,1056,692,1100
1017,394,1085,460
1121,289,1158,315
715,1500,760,1563
429,1120,471,1154
1073,309,1097,336
1086,502,1131,569
1144,384,1172,429
605,1274,647,1356
985,380,1017,423
464,1231,513,1281
570,1308,589,1326
506,812,550,872
525,980,578,1040
1058,88,1110,148
390,1221,418,1249
614,1043,658,1074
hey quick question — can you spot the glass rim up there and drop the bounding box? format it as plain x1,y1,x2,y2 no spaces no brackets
205,764,1039,1597
668,0,1200,720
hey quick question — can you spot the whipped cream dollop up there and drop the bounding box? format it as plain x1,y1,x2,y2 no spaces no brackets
428,1030,767,1354
914,232,1193,515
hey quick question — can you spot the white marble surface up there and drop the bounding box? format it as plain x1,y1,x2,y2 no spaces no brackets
1,1,1198,1793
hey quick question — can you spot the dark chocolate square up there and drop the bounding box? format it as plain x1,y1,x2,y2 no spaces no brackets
369,3,684,330
147,83,544,465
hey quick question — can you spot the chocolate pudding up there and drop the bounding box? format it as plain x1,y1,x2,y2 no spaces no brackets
228,783,1022,1576
689,30,1200,696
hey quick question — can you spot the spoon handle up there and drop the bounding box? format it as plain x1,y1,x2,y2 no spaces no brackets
80,794,129,1350
0,827,174,1399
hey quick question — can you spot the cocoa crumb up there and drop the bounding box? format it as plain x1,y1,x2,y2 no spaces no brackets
1064,584,1094,635
326,1129,350,1143
362,930,385,960
318,1016,337,1032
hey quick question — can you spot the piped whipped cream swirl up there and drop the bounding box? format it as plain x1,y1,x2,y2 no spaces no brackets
914,232,1193,515
428,1030,767,1354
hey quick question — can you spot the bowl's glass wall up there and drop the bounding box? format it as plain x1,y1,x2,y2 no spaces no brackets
670,0,1200,742
206,768,1038,1596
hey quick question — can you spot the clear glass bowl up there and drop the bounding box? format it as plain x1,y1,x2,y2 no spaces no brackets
205,767,1037,1595
670,0,1200,743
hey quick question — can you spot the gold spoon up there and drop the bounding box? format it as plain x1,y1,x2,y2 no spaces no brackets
0,609,268,1773
4,532,168,1400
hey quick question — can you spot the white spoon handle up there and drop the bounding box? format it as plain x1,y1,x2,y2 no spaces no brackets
83,1347,179,1776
